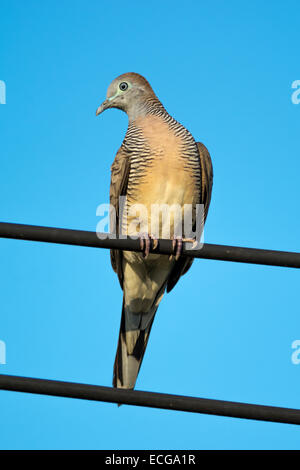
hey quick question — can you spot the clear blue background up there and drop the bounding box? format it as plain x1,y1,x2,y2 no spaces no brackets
1,0,300,450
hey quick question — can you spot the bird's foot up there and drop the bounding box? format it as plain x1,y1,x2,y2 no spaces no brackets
182,237,198,250
139,233,158,259
169,236,198,261
169,236,183,261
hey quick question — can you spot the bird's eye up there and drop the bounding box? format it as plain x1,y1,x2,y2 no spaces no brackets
119,82,128,91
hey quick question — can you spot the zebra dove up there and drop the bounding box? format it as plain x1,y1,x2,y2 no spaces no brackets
96,73,213,389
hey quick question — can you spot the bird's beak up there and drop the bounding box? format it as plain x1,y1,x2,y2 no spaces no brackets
95,99,110,116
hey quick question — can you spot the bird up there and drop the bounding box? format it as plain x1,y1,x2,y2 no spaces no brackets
96,73,213,390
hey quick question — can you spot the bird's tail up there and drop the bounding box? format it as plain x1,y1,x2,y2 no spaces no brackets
113,298,157,389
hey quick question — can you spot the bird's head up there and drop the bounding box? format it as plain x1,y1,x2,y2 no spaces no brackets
96,72,159,121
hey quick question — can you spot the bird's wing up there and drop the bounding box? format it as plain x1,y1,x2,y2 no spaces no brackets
110,146,131,289
197,141,213,223
166,141,213,293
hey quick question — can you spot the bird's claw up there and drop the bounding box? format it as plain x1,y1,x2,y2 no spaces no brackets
169,236,183,261
169,236,198,260
182,237,198,250
174,236,183,261
139,233,158,259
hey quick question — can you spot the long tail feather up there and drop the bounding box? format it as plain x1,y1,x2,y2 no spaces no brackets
113,299,156,389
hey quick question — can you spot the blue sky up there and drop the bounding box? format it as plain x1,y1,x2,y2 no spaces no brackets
1,0,300,449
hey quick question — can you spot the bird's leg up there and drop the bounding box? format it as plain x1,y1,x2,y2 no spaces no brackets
170,236,183,261
139,233,158,259
139,233,150,258
151,235,159,251
169,236,198,261
182,237,198,249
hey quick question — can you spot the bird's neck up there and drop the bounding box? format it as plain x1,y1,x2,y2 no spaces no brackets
127,96,166,123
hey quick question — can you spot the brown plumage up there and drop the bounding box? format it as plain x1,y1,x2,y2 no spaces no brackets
96,73,213,389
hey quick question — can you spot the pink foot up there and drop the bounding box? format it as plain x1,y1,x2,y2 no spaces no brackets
139,233,158,259
170,236,197,260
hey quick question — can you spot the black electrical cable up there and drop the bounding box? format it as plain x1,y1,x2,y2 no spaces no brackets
0,222,299,268
0,374,299,425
